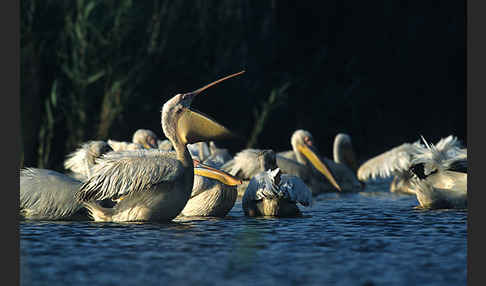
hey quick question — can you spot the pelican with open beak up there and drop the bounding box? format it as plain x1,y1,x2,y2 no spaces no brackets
75,71,245,222
176,160,241,218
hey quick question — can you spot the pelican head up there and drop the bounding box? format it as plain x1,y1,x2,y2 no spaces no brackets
333,133,358,173
161,71,245,147
290,129,342,191
132,129,159,149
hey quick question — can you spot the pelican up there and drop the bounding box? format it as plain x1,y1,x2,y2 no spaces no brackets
132,129,159,149
107,140,144,152
158,139,174,151
242,150,312,217
187,141,232,168
222,129,342,198
108,128,159,152
21,141,115,220
315,133,363,192
357,135,465,196
20,168,87,220
20,142,112,221
177,160,241,218
276,129,356,194
205,141,233,168
64,140,113,181
408,136,467,209
74,71,245,222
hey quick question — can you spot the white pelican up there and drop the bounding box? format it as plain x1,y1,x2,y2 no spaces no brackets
21,141,115,220
132,129,159,149
74,71,245,222
205,141,233,168
222,130,342,197
357,135,465,196
63,140,114,181
187,141,232,168
20,168,87,220
19,159,238,221
177,160,242,218
107,128,159,152
317,133,363,192
242,150,312,217
107,140,144,152
158,139,174,151
408,137,467,209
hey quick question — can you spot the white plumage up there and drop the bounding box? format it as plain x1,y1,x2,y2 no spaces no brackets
408,136,467,209
242,150,312,217
63,140,113,181
243,168,312,207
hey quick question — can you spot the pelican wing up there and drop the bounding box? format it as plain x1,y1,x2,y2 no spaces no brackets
411,135,466,175
242,170,278,203
357,143,421,180
76,149,184,202
279,174,313,207
243,169,311,207
20,168,84,219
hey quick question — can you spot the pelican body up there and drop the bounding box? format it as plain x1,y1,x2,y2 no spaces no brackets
75,71,244,222
408,137,467,209
178,160,241,218
357,135,465,198
20,141,113,221
242,150,312,217
20,168,86,220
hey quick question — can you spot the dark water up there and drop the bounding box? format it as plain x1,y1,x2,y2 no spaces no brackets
20,179,467,286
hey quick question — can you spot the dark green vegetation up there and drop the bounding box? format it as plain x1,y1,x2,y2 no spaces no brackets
20,0,465,171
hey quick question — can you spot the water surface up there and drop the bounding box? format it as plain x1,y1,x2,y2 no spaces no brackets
20,179,467,286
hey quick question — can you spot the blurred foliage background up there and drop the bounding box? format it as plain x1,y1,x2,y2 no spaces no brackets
20,0,465,172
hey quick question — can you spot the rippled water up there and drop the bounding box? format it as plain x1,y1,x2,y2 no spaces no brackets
20,179,467,286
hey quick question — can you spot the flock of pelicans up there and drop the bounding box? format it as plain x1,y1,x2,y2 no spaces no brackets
19,71,468,223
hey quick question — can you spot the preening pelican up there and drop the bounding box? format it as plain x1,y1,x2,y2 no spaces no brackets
74,71,245,222
177,160,241,218
408,137,467,209
357,135,465,197
242,150,312,217
64,140,113,181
